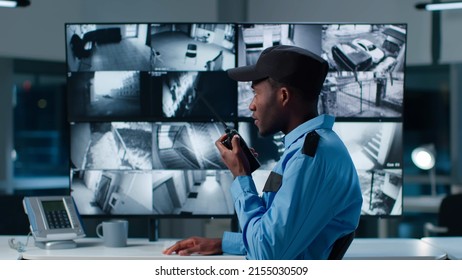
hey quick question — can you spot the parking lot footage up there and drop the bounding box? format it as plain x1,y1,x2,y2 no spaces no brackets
321,24,406,118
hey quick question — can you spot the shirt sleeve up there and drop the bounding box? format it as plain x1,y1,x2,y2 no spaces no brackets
230,155,337,259
222,231,246,255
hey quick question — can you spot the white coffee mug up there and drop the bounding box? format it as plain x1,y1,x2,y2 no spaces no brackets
96,219,128,247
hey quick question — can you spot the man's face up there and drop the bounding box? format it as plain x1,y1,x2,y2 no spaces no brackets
249,79,284,137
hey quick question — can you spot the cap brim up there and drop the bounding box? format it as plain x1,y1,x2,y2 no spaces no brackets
227,65,268,82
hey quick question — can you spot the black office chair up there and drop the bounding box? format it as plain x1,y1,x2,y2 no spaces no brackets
328,231,355,260
424,194,462,236
184,43,198,64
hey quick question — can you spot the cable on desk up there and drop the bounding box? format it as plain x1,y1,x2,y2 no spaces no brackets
8,232,32,253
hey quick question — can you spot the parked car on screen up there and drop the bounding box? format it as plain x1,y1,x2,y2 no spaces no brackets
352,38,385,64
374,56,397,73
382,35,403,54
331,43,373,71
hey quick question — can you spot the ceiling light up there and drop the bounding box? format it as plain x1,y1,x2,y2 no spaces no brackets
416,1,462,11
0,0,30,8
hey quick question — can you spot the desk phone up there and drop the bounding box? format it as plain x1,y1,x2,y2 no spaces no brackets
23,196,85,249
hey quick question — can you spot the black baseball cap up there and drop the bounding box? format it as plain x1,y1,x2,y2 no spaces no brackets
228,45,328,97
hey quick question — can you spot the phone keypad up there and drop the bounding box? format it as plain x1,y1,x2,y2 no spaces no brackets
45,210,71,229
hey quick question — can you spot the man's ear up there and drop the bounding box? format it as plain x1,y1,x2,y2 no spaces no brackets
279,86,290,106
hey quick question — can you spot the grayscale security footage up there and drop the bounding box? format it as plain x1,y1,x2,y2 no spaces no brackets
333,122,403,215
66,22,406,217
161,71,237,119
67,71,142,120
71,169,235,215
71,122,153,170
149,23,236,72
237,24,405,119
67,24,152,72
151,122,227,170
320,24,405,118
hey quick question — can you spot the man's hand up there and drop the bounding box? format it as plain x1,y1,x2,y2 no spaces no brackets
162,237,223,256
215,134,251,177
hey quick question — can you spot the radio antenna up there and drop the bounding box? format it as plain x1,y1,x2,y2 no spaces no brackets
195,87,230,130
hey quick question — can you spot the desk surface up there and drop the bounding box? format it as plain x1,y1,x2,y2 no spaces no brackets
421,237,462,260
0,236,448,260
21,238,244,260
344,238,447,260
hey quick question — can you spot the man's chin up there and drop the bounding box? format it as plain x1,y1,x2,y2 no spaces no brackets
257,129,272,138
259,126,283,137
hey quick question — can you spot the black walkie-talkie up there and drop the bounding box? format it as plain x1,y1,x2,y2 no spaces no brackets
221,127,261,173
195,86,261,173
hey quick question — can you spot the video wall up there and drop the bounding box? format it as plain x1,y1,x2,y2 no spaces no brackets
66,23,406,217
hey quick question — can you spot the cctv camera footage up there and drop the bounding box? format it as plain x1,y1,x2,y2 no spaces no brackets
66,22,407,217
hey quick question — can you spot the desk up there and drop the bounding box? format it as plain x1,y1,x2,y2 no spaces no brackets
421,237,462,260
21,238,244,260
0,236,447,260
344,238,447,260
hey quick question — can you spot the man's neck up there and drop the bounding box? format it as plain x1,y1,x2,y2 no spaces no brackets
283,113,318,135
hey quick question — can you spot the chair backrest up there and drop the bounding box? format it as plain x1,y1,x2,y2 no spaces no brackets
187,44,197,51
439,194,462,236
185,44,198,61
328,231,355,260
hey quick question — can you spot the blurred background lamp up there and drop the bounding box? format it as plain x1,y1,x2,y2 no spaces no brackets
412,144,437,195
411,144,436,170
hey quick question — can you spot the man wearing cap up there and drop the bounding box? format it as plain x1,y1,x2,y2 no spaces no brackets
164,45,362,260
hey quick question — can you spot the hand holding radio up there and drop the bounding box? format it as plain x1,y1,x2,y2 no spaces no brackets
217,128,261,176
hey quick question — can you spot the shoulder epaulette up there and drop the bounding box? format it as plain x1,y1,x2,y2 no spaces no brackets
303,130,320,157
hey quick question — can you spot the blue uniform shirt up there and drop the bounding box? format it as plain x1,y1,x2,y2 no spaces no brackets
222,114,362,259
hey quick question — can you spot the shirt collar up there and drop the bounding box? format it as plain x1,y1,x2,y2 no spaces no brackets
284,114,335,148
